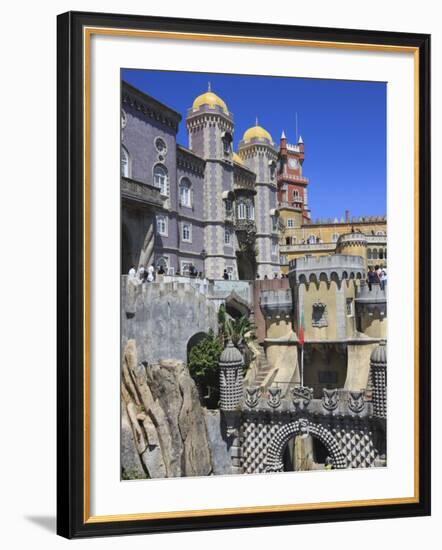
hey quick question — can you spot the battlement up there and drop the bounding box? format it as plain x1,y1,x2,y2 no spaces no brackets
337,232,367,248
288,254,365,285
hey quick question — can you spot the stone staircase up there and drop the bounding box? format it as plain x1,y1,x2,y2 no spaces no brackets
253,347,273,387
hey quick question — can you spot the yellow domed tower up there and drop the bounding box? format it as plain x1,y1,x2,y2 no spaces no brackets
186,84,238,279
238,119,279,278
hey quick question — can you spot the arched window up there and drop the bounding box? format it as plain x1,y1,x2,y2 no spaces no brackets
153,164,169,196
182,223,192,242
224,229,231,245
331,233,339,242
293,189,301,201
121,146,131,177
246,203,255,220
307,234,317,244
156,256,168,270
367,249,373,260
291,236,297,245
376,231,386,236
156,215,168,236
179,178,192,207
237,202,247,220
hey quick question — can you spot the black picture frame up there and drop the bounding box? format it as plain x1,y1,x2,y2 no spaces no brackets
57,10,431,539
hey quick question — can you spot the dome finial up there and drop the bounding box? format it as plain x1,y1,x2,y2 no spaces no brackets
255,116,259,126
208,81,211,92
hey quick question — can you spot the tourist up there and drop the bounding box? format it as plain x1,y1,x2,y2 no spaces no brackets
128,265,136,279
256,273,260,279
147,264,155,282
374,265,381,286
137,265,145,282
367,266,376,291
223,269,229,280
380,268,387,290
274,273,278,279
158,264,165,275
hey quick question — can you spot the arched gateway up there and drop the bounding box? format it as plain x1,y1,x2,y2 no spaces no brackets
264,419,347,472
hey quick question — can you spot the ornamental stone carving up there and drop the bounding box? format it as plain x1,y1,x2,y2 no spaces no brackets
245,386,260,409
267,387,282,409
312,302,328,327
348,390,366,414
292,386,313,410
322,388,339,411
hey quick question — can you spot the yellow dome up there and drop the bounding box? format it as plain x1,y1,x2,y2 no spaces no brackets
192,89,229,114
243,122,273,144
232,152,244,165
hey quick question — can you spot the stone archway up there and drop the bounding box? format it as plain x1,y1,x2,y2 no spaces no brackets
264,419,347,472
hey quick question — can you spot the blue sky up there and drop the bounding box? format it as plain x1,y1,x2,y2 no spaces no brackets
122,69,386,220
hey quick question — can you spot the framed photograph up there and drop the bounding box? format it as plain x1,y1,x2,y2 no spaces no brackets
57,11,431,538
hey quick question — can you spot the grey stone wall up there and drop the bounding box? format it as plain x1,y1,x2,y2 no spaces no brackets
122,277,219,364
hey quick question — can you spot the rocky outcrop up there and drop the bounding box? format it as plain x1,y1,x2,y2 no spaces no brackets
121,339,223,479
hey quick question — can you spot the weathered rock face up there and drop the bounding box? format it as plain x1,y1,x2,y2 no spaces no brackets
121,340,227,479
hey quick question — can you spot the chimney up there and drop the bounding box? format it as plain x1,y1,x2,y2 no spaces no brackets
345,209,350,223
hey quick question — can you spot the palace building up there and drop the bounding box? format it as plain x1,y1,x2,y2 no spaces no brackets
121,81,280,280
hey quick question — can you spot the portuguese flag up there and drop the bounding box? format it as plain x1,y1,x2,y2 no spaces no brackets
299,308,305,346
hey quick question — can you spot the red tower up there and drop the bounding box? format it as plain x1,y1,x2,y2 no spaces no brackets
277,131,310,223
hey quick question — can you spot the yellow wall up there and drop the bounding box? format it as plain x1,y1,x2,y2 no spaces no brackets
281,220,387,244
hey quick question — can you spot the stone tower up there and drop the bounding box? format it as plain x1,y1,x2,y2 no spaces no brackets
277,131,310,226
186,85,237,279
238,121,279,278
219,340,244,411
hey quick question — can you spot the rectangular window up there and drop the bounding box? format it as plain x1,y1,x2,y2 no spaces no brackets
346,298,354,316
272,242,278,255
318,371,338,384
182,223,192,242
287,218,294,228
156,215,168,236
224,229,231,245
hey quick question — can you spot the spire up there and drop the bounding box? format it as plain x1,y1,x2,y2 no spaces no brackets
208,81,211,92
298,135,304,144
281,130,286,139
255,116,259,126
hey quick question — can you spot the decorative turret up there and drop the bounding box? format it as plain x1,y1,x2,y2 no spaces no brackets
238,119,279,278
370,340,387,418
219,340,244,411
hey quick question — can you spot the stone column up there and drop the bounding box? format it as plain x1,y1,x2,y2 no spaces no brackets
370,340,387,418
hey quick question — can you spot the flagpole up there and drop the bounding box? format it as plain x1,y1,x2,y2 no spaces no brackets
301,343,304,387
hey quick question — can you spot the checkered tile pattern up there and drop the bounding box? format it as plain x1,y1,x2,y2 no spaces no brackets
371,367,387,419
241,419,281,474
333,429,378,468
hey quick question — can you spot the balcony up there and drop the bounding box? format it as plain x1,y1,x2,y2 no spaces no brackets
121,177,164,208
279,242,336,253
277,174,309,184
278,201,302,211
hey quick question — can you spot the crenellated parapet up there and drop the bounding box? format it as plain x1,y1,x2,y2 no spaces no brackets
288,254,365,287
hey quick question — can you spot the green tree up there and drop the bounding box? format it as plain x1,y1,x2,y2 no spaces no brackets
188,330,223,408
